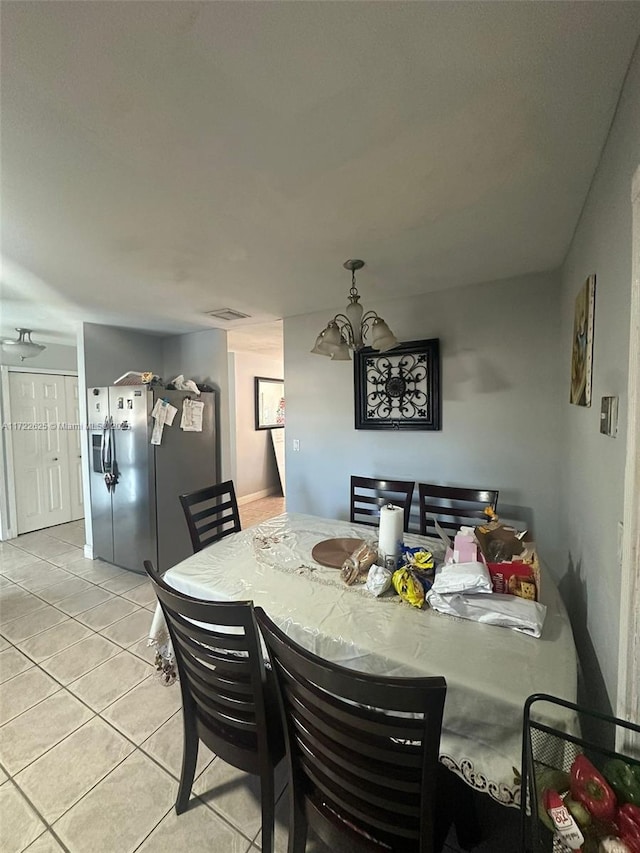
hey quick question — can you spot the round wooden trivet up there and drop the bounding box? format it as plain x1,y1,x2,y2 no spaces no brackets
311,538,365,569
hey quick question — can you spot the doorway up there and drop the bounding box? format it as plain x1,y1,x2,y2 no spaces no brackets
617,164,640,742
227,321,286,511
7,371,83,534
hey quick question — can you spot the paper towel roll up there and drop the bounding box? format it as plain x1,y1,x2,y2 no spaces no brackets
378,504,404,562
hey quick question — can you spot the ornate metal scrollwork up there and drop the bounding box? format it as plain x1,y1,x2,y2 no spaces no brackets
364,353,430,421
354,339,441,431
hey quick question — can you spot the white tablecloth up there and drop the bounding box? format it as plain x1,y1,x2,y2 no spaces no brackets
149,512,578,807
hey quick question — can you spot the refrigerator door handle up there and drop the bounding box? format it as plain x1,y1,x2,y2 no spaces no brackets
110,418,119,491
102,417,117,492
101,419,109,475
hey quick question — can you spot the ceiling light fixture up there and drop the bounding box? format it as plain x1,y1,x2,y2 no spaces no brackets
311,260,398,360
1,328,46,361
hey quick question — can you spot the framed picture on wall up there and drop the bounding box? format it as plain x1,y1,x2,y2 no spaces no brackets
255,377,285,430
354,338,441,430
570,274,596,407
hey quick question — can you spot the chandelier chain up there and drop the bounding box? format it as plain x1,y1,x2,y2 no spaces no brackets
349,268,359,301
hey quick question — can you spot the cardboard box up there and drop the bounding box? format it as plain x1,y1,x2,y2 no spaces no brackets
485,559,540,600
474,523,541,601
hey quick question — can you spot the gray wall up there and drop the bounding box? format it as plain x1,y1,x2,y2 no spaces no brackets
162,329,231,481
558,46,640,713
82,322,164,388
0,342,77,371
284,270,563,568
81,323,232,480
231,350,284,499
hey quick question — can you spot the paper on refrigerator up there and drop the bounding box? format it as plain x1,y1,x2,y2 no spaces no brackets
150,399,178,445
180,398,204,432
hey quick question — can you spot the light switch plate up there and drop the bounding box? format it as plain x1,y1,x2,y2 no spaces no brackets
600,396,619,437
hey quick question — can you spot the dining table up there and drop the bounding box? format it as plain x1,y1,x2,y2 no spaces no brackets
148,511,578,808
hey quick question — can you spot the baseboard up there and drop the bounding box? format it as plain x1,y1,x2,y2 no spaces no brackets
83,543,94,560
0,527,17,542
237,487,280,506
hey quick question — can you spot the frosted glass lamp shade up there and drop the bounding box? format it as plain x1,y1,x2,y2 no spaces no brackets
311,321,348,358
331,341,351,360
311,331,333,356
370,318,397,352
1,328,46,361
323,321,343,347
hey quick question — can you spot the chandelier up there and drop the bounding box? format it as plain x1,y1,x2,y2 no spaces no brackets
311,260,398,360
1,329,46,361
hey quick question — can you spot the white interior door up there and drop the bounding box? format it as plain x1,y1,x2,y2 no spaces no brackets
9,373,75,533
64,376,84,521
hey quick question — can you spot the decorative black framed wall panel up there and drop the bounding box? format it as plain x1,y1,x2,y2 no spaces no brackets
354,339,441,430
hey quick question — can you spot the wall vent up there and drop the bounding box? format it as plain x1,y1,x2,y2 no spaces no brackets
206,308,251,321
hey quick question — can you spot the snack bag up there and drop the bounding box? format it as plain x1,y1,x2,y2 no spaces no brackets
392,568,425,608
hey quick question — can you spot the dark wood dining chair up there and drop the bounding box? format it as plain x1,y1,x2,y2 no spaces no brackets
179,480,241,553
418,483,499,536
255,606,448,853
350,475,415,531
144,562,284,853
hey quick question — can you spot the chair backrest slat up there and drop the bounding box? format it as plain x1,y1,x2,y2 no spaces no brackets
288,692,423,770
173,635,252,675
185,665,255,710
291,715,422,796
167,620,252,673
182,662,254,704
283,668,425,744
290,707,422,791
302,759,421,838
190,499,235,523
189,690,257,732
193,512,238,536
166,610,251,653
179,480,241,552
418,483,499,536
350,475,415,532
255,607,446,853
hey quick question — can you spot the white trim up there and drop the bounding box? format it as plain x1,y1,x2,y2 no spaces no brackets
237,487,280,506
617,164,640,745
227,351,238,488
5,366,78,376
0,367,18,540
83,543,94,560
76,325,93,556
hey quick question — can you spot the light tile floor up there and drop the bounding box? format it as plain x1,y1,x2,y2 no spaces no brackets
0,511,520,853
238,495,285,529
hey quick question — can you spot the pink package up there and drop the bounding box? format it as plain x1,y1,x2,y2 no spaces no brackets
453,532,479,564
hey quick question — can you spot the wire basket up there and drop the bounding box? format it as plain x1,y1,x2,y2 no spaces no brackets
521,693,640,853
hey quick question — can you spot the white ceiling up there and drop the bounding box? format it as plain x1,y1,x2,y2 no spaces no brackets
227,321,283,359
2,2,639,347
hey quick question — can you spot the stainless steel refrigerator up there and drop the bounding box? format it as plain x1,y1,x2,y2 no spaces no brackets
87,386,217,574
